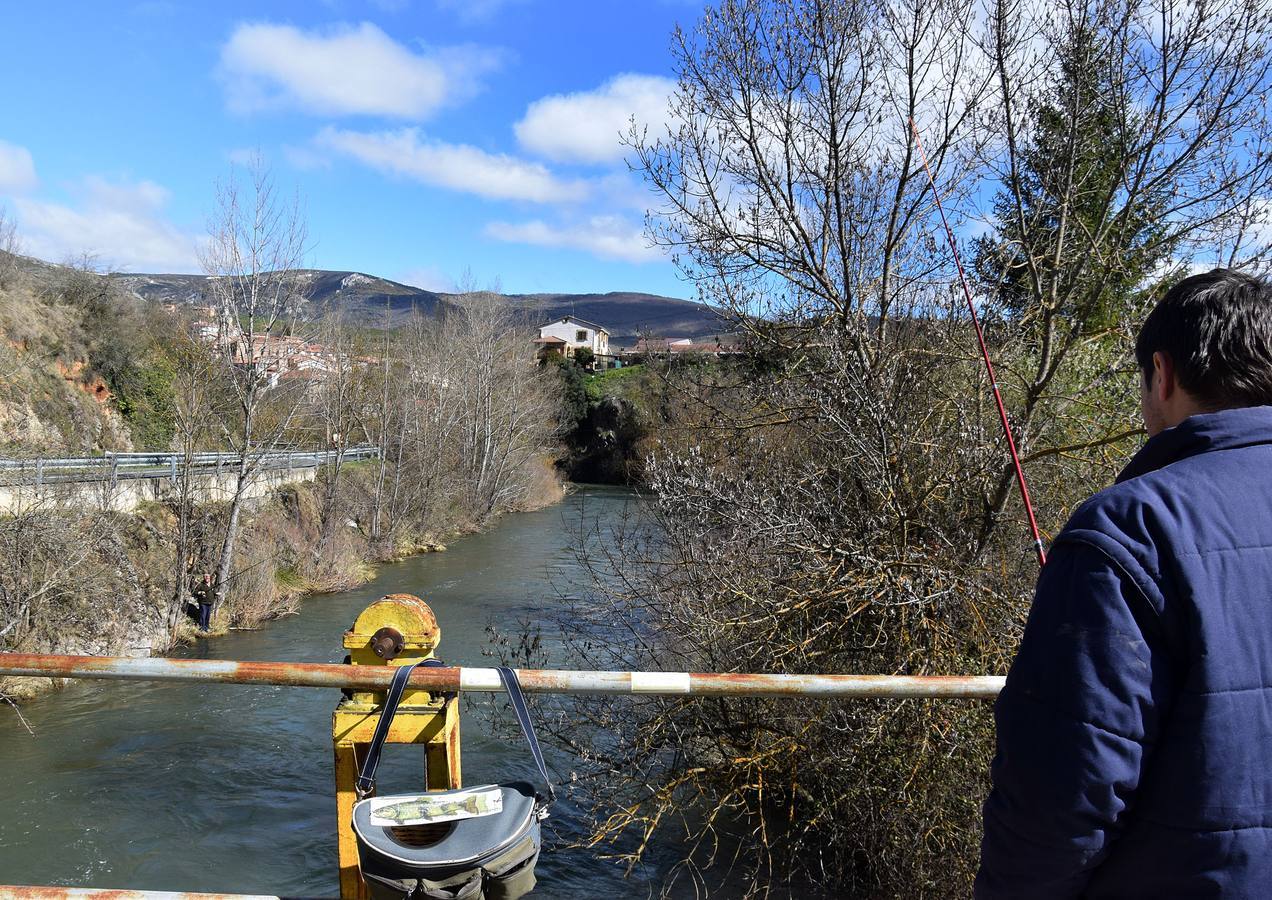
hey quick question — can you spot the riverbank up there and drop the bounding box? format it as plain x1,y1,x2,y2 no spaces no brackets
0,459,565,704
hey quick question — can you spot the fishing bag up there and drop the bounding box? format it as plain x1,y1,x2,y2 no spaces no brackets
352,663,554,900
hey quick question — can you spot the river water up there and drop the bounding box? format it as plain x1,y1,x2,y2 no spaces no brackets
0,485,669,897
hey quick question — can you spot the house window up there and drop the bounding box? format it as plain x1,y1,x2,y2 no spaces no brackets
576,330,589,342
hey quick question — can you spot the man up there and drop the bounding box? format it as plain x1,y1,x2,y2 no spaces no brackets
191,572,213,633
978,269,1272,897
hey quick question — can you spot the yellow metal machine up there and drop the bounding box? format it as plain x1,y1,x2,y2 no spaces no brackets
333,594,461,899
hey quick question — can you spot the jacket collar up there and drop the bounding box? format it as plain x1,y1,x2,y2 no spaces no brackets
1117,405,1272,484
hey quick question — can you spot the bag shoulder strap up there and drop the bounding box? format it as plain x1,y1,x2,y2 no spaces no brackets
496,666,556,806
355,662,419,799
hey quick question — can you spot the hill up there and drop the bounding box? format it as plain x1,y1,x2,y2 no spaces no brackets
496,291,728,345
112,270,727,346
111,270,443,321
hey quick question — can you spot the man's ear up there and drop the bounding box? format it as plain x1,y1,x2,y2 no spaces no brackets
1153,351,1177,402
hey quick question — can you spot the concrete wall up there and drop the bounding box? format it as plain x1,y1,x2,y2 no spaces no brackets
0,465,317,515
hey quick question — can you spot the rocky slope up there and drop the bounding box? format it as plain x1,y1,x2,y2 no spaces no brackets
0,255,136,453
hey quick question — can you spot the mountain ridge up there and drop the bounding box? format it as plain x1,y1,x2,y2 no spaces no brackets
110,268,727,346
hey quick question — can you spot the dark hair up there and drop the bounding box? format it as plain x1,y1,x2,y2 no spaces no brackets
1135,268,1272,409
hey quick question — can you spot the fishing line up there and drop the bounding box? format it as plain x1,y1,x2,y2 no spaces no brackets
909,118,1046,568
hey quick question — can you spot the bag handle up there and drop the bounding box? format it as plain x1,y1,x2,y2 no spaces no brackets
354,662,555,806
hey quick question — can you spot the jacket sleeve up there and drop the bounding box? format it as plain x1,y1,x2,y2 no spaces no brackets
975,536,1177,899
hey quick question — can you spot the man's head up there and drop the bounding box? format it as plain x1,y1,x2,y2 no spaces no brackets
202,573,212,585
1135,268,1272,436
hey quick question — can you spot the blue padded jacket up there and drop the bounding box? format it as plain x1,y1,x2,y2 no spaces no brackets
977,406,1272,898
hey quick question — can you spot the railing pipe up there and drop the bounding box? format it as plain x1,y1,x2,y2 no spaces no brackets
0,888,304,900
0,653,1004,699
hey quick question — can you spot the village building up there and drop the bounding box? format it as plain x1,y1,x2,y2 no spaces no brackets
623,336,740,357
189,309,354,390
534,316,610,363
630,337,695,354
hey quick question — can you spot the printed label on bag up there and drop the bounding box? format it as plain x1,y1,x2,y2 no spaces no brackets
368,786,504,827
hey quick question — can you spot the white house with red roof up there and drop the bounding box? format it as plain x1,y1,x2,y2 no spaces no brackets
534,315,610,359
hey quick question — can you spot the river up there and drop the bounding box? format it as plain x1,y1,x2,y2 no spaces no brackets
0,485,671,897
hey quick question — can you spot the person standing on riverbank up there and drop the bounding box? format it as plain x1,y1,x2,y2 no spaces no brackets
978,269,1272,896
191,573,213,633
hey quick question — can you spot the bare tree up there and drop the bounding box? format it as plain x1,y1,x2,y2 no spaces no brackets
446,294,557,519
0,495,129,659
365,302,403,545
312,307,364,551
198,156,310,621
355,293,559,543
632,0,989,362
398,309,466,529
165,322,225,642
0,205,19,289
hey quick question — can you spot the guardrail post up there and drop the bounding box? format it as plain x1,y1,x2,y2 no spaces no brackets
35,458,43,489
333,594,460,900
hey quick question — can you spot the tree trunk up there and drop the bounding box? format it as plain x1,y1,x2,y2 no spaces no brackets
167,448,195,643
211,449,250,620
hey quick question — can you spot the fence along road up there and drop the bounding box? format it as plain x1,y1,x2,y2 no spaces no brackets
0,446,379,514
0,446,379,487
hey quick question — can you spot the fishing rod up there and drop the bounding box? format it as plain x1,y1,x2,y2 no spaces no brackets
908,118,1046,568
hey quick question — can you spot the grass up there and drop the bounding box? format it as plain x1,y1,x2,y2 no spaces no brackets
583,364,645,402
274,565,308,592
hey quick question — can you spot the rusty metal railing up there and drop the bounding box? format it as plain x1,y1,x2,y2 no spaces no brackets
0,889,310,899
0,653,1004,698
0,889,330,899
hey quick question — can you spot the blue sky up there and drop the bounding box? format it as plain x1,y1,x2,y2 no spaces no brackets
0,1,701,297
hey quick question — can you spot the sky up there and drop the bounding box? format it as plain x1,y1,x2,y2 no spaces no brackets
0,0,703,297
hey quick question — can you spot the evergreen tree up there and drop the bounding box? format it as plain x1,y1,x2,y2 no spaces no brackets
975,22,1175,334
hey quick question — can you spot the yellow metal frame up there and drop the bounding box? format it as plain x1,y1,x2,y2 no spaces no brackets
333,594,461,900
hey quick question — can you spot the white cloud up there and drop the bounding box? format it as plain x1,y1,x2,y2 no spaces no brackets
15,176,198,272
485,216,661,263
0,139,38,194
219,22,500,119
317,126,588,204
515,74,675,165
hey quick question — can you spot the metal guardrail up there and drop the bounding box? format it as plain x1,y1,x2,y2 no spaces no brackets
0,447,379,487
0,653,1005,698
